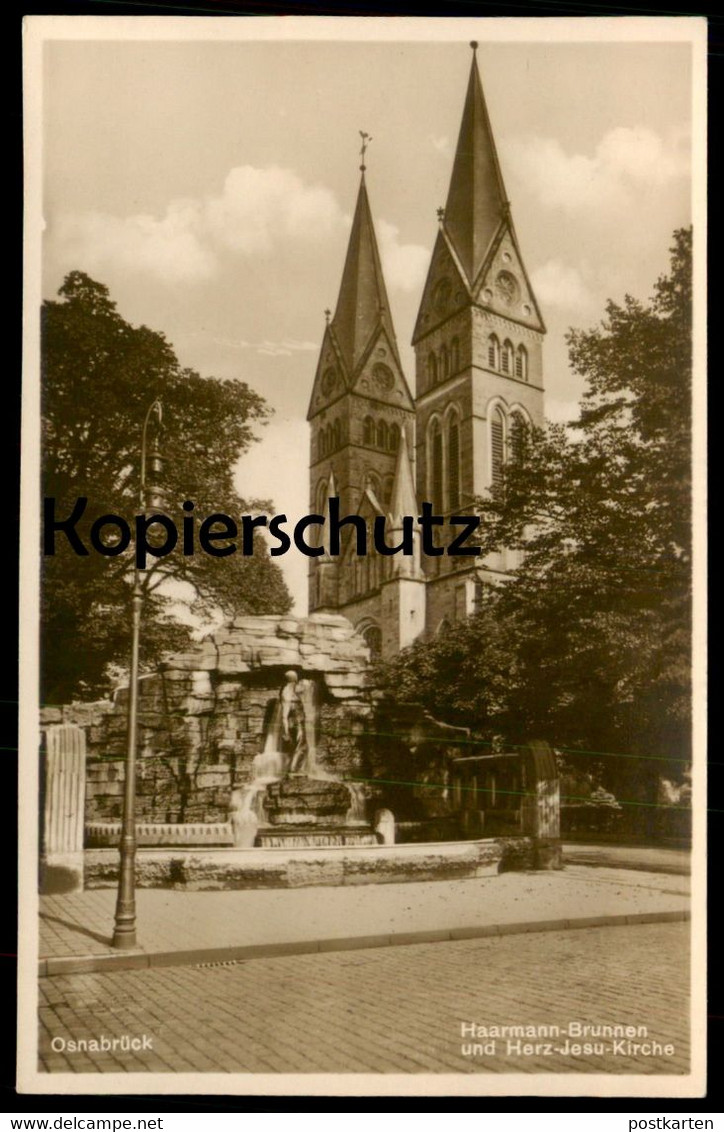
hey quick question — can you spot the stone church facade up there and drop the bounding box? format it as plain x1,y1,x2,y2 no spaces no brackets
307,48,546,660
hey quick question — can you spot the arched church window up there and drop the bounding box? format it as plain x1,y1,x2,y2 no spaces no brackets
389,423,400,453
316,479,328,515
428,352,437,385
366,471,381,501
430,418,443,514
332,420,341,451
488,334,500,370
515,345,528,381
362,624,382,659
372,548,381,590
376,420,389,450
318,430,326,459
509,411,528,464
451,337,460,373
448,413,461,510
501,340,514,375
440,344,449,380
491,407,506,489
382,475,394,506
363,416,375,446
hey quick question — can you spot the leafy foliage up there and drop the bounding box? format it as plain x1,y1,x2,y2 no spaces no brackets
42,272,292,703
376,230,693,812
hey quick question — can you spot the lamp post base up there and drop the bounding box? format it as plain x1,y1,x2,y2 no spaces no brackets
111,926,138,950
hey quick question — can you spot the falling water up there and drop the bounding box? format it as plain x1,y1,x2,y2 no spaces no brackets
229,783,270,848
229,699,285,847
251,700,286,780
228,677,370,846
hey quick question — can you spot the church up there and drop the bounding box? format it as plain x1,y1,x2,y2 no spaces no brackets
307,45,546,660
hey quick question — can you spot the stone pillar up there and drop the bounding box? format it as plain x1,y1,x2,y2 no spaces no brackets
374,808,395,845
40,724,86,893
521,740,562,869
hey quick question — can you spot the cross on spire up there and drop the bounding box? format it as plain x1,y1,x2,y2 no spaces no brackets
359,130,373,172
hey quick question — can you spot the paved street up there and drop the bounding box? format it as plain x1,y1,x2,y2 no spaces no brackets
39,922,689,1076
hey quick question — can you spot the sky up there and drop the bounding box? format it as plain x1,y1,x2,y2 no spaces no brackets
37,18,697,615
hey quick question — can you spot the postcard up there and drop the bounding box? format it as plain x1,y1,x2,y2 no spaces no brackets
18,14,706,1097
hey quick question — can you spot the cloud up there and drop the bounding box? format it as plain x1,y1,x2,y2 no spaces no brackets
377,219,430,293
52,163,431,297
530,259,593,310
182,331,318,356
429,134,451,156
52,165,348,285
54,201,217,283
255,339,319,357
504,126,689,213
205,165,346,255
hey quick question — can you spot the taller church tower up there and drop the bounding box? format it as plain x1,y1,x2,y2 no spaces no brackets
412,43,546,631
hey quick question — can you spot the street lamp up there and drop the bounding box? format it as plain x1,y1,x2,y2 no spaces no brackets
112,399,163,950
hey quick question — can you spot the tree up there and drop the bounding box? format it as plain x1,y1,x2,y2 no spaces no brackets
41,272,292,703
377,230,692,821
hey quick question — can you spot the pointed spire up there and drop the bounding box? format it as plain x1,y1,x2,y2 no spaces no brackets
443,45,509,285
331,173,399,377
389,429,417,525
319,468,338,562
387,429,422,581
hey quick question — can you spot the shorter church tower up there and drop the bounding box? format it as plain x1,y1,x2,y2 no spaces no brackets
307,152,419,658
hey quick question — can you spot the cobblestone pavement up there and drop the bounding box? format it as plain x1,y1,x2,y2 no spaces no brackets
38,922,689,1076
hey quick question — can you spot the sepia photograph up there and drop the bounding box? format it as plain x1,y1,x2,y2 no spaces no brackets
19,14,706,1097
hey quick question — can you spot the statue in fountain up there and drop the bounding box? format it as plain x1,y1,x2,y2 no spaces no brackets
238,667,374,846
280,670,309,775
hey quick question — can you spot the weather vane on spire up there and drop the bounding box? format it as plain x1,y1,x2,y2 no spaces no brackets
359,130,373,172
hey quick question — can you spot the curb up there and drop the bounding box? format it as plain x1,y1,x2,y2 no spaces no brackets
38,908,690,978
562,853,690,877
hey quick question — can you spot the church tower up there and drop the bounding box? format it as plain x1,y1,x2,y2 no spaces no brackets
307,157,417,656
412,43,546,632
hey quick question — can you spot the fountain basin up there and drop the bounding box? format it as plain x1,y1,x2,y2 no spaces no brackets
83,837,511,890
256,823,376,848
85,821,234,848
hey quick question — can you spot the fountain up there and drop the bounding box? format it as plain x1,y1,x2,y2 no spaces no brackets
230,669,377,849
75,614,560,888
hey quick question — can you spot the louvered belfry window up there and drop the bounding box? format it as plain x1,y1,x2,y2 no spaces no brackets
448,417,460,510
491,408,505,488
431,420,443,513
510,412,525,463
